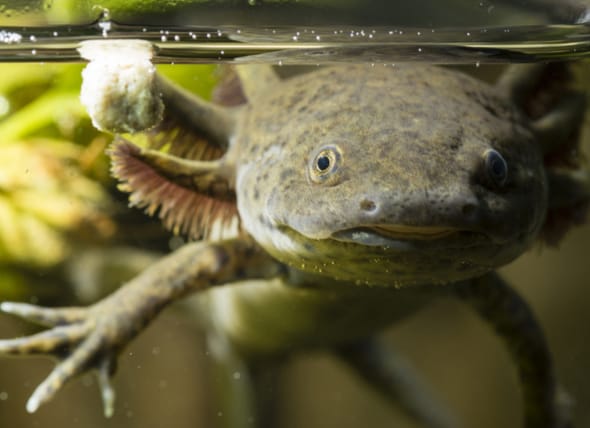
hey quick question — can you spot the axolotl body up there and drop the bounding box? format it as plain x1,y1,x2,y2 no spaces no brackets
0,43,588,428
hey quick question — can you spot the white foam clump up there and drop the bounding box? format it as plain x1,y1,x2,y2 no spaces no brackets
78,39,163,134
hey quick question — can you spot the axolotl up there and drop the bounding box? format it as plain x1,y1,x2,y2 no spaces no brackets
0,41,588,428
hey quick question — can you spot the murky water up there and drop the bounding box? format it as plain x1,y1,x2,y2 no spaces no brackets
2,21,590,64
0,2,589,428
0,2,589,64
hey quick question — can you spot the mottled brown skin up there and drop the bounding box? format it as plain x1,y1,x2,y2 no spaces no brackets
234,66,546,286
0,63,586,428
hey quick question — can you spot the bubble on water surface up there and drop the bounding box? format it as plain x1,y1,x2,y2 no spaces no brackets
0,30,22,44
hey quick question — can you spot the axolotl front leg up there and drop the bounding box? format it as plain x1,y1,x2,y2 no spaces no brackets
0,40,264,416
0,239,281,415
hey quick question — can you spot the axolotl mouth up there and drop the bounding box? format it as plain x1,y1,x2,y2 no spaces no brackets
270,223,507,285
331,225,485,249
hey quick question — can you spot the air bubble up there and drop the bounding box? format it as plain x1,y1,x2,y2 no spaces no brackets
0,30,21,44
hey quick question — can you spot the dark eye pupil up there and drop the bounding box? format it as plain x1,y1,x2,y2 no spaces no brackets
309,146,341,184
491,158,505,177
485,149,508,186
317,155,330,171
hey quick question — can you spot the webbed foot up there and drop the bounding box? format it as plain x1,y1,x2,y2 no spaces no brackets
0,240,282,417
0,301,121,416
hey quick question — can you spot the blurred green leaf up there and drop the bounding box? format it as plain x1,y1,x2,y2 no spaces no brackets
0,139,114,267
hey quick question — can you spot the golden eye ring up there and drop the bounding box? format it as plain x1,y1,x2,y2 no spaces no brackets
308,145,343,185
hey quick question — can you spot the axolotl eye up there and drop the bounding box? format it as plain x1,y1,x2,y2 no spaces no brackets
483,149,508,188
308,145,343,185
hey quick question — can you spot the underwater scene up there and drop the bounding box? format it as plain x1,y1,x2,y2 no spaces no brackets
0,1,589,428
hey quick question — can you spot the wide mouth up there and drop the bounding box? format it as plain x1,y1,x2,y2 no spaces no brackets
332,225,466,248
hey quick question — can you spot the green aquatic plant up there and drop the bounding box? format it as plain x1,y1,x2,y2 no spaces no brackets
0,138,113,267
0,61,218,303
0,64,112,266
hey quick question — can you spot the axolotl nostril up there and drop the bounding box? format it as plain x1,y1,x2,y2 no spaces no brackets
0,40,588,428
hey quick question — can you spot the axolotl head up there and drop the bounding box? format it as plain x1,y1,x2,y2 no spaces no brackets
235,65,547,287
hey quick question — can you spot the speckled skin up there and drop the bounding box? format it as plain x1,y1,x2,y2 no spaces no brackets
234,65,546,285
0,64,586,428
205,65,550,359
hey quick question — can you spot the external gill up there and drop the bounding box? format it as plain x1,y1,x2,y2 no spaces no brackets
497,62,590,245
109,139,239,240
80,41,246,239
